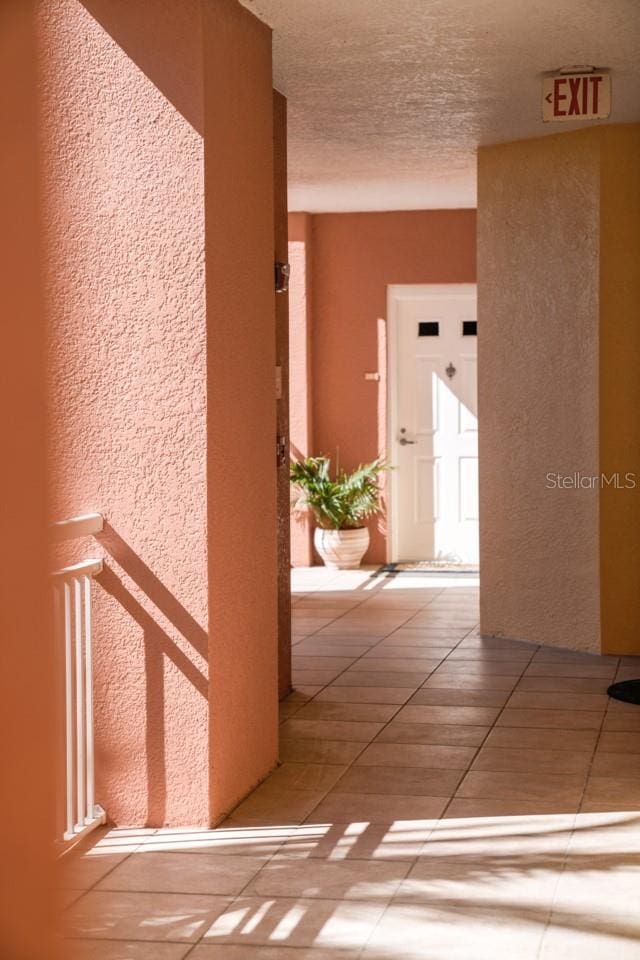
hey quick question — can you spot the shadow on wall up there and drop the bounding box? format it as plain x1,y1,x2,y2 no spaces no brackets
96,523,209,825
79,0,204,133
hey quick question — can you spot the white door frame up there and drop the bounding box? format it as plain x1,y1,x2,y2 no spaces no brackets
386,283,478,564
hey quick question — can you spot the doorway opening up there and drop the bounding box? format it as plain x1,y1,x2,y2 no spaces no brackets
387,284,478,567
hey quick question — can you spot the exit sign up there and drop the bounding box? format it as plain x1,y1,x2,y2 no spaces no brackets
542,72,611,122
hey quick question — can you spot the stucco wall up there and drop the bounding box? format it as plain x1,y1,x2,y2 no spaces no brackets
478,132,601,652
599,125,640,655
203,0,279,819
0,3,57,956
274,90,292,699
42,0,278,826
289,209,476,564
41,0,209,826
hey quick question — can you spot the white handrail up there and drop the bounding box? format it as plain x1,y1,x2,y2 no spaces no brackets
50,512,104,544
51,519,105,846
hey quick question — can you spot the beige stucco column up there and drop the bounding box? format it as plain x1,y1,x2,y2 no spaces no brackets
478,124,640,656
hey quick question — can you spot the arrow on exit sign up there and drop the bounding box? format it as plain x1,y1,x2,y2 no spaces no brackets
542,72,611,122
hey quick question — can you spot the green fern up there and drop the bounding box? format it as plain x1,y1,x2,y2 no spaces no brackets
290,455,390,530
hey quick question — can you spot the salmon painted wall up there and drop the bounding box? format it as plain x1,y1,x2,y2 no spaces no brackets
274,91,292,700
0,4,57,955
42,0,278,826
289,210,476,564
204,0,279,819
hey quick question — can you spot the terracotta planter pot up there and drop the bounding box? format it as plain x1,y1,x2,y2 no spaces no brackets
314,527,370,570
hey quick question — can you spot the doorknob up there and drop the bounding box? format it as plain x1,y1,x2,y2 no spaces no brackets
399,428,416,446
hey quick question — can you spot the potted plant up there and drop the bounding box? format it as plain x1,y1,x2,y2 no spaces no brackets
290,455,388,569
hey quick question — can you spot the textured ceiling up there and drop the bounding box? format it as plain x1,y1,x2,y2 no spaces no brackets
240,0,640,211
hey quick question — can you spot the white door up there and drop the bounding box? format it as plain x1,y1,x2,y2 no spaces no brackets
389,285,478,563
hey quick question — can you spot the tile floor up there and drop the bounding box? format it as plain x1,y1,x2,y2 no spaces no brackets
62,566,640,959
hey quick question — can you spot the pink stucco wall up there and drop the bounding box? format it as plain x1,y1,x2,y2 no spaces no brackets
289,210,477,564
41,0,278,826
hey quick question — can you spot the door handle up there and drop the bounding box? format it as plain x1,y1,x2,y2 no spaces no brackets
398,436,416,445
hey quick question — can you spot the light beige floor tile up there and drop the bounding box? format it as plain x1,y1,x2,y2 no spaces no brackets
597,730,640,753
607,698,640,713
362,902,547,960
432,661,526,678
348,657,442,673
355,742,475,770
506,691,608,711
497,708,603,729
591,752,640,778
532,649,618,665
331,764,461,797
387,629,469,642
456,770,586,804
471,747,593,775
363,644,455,659
201,896,387,949
308,791,447,824
277,821,434,861
443,798,579,818
395,704,501,726
425,812,575,857
408,687,510,707
395,854,563,909
540,922,640,960
581,776,640,810
484,726,599,751
293,642,373,657
569,814,640,854
244,857,409,901
60,851,132,891
332,671,425,688
314,686,414,705
293,701,399,723
190,946,356,960
457,637,537,652
224,786,325,827
292,657,358,671
94,851,263,896
280,719,384,742
64,890,231,942
602,711,640,732
279,739,366,765
375,721,490,747
516,675,611,694
552,855,640,919
140,827,290,858
423,673,518,691
524,661,617,679
292,670,345,685
265,763,348,793
66,942,191,960
445,648,533,662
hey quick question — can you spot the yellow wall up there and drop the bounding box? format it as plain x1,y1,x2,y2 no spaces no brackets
599,125,640,655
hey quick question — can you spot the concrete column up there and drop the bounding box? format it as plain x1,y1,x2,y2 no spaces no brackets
478,124,640,656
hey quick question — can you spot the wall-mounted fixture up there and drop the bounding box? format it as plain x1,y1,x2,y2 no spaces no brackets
275,261,290,293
